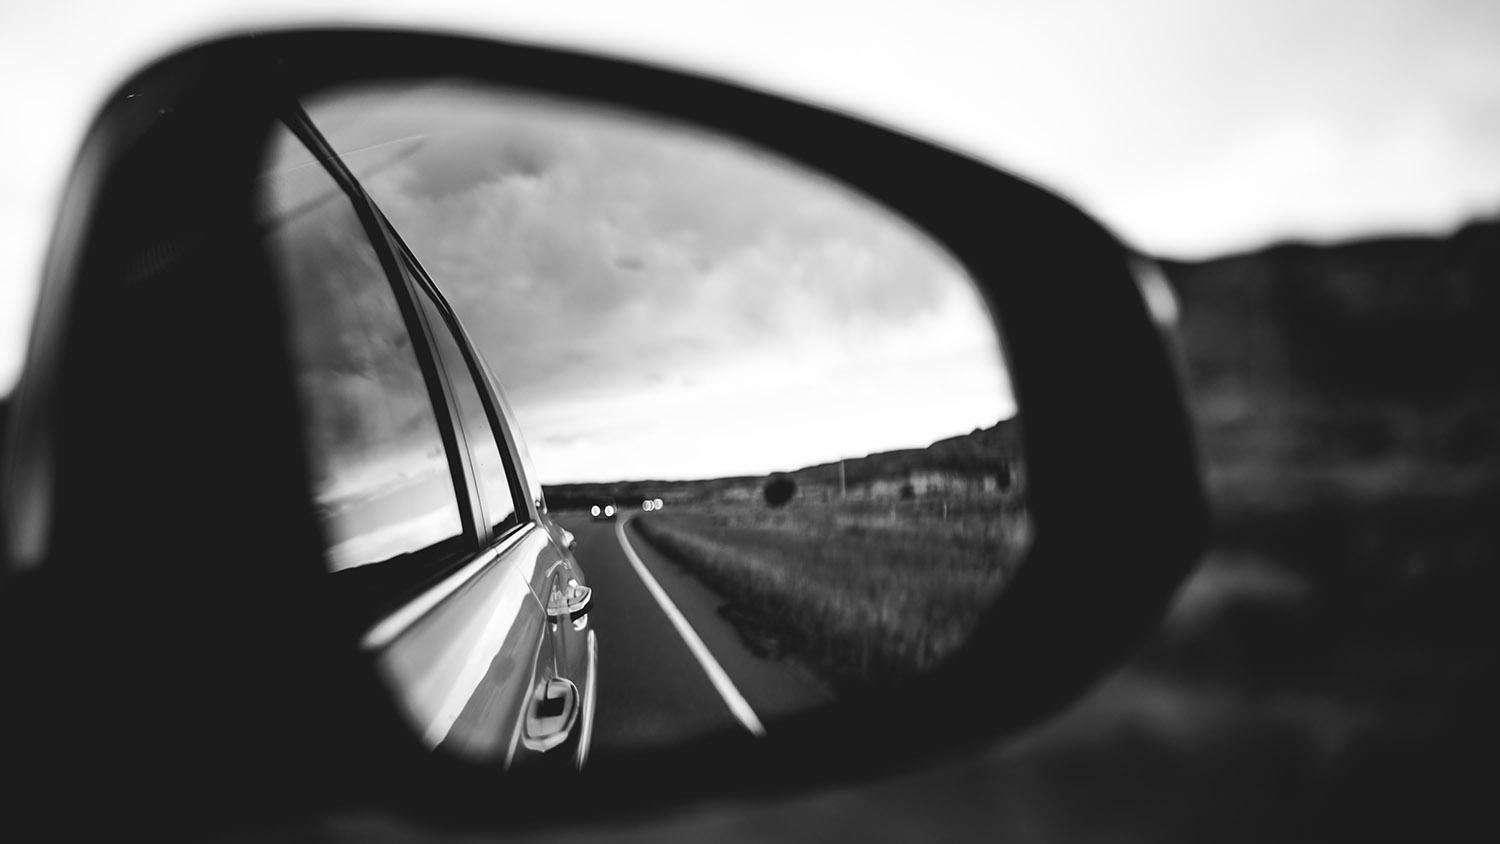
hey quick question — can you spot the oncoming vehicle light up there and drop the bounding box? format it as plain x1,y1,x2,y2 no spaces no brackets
642,500,654,512
604,505,615,517
653,498,664,510
590,505,601,517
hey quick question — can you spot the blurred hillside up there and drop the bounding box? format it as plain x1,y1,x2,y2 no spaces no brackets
1120,218,1500,840
1165,218,1500,509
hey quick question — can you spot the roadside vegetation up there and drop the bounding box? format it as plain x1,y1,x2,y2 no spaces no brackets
632,494,1031,694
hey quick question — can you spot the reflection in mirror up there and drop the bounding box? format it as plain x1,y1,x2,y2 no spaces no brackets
267,80,1031,757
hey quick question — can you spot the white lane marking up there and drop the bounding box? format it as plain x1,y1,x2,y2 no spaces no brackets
614,515,767,737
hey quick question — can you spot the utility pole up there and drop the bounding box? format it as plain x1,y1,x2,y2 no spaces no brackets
839,458,846,500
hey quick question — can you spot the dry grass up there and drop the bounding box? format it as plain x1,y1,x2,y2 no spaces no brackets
631,495,1031,693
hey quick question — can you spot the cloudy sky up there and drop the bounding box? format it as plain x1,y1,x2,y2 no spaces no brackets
295,82,1009,482
5,0,1500,425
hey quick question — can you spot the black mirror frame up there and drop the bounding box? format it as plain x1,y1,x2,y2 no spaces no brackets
2,26,1208,838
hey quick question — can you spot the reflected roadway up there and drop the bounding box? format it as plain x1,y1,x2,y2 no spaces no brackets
553,511,832,755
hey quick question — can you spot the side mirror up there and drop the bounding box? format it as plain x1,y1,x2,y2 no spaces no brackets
0,27,1207,840
547,579,592,621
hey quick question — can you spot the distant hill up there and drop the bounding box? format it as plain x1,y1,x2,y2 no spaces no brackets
789,418,1022,488
1157,216,1500,506
544,417,1024,509
1161,217,1500,402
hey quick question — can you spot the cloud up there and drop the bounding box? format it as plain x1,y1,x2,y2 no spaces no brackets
1109,107,1500,258
303,80,1013,482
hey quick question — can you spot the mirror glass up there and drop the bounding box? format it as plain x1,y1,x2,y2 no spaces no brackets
263,80,1032,758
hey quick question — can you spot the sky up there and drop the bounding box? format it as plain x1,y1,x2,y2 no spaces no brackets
294,82,1010,482
4,0,1500,434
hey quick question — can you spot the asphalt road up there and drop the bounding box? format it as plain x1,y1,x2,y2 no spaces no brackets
552,511,833,755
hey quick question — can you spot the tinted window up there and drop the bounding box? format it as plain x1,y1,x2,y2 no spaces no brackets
412,278,520,537
262,125,465,578
490,372,547,515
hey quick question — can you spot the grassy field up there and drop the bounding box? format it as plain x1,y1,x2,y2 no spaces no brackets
631,494,1031,694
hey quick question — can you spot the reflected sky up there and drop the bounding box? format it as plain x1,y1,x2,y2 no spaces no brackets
304,82,1014,484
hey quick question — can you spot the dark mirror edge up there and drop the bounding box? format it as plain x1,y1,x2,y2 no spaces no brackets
9,26,1210,839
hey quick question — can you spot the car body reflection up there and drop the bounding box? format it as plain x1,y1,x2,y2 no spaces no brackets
262,111,598,769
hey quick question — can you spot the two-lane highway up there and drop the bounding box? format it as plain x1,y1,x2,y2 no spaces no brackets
554,512,832,755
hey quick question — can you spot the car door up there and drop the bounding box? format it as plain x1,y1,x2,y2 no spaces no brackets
394,240,592,765
262,116,579,768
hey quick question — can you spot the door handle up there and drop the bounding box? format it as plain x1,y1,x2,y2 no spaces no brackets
522,677,580,752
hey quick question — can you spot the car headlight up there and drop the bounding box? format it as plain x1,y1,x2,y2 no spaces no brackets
590,505,600,517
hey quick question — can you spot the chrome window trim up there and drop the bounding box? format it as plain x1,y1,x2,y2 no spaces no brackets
575,628,599,770
360,522,537,651
384,225,543,527
279,105,485,550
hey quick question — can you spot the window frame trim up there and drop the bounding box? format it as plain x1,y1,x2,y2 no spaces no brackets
274,104,485,556
401,251,532,543
384,222,544,533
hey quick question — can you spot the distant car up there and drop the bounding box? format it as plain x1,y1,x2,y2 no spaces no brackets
590,499,618,521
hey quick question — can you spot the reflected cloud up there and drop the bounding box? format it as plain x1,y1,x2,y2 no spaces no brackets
306,81,1014,483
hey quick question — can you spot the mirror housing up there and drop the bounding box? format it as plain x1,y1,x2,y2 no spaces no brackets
547,580,592,620
0,27,1208,839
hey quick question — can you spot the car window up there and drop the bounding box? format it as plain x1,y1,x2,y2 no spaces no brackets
261,124,468,587
409,272,522,538
481,358,548,516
